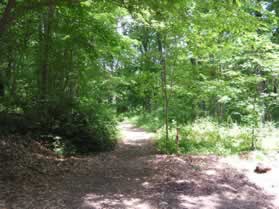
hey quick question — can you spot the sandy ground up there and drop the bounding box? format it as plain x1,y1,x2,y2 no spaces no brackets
0,122,278,209
222,151,279,207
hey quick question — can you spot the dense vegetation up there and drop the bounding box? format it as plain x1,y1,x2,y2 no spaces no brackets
1,0,279,155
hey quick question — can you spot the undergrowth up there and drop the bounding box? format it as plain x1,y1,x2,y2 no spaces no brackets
0,101,117,155
156,118,255,155
126,111,163,132
129,114,279,155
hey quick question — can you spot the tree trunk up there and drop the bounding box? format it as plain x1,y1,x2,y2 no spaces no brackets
157,33,169,142
39,5,54,100
0,0,16,36
251,95,257,150
0,73,4,97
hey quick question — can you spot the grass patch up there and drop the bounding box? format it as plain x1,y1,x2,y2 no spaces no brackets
156,118,260,156
127,112,163,132
127,113,279,156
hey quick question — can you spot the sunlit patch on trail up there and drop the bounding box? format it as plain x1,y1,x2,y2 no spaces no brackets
118,122,155,145
222,152,279,207
81,194,153,209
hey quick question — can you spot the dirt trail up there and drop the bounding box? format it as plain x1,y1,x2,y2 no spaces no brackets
1,122,278,209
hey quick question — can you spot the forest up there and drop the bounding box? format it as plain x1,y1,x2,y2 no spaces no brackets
1,0,279,208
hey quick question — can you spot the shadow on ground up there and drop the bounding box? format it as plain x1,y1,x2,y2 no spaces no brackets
1,122,277,209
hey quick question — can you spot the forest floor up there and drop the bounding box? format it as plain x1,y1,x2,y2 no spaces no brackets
1,121,279,209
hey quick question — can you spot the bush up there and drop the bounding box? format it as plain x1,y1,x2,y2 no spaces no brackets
1,99,117,155
128,110,163,132
156,136,178,154
52,108,117,154
156,118,255,155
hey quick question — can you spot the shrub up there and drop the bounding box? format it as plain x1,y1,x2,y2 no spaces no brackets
128,110,163,132
43,103,117,155
156,118,256,155
156,136,178,154
1,99,117,155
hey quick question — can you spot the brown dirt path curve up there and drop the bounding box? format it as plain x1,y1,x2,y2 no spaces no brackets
1,122,278,209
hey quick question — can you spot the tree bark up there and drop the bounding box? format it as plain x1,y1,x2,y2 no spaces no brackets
0,0,16,36
39,5,54,100
157,33,169,142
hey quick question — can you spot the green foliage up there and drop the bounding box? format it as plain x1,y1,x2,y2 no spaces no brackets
157,118,256,155
128,110,163,132
52,109,116,154
0,1,127,154
1,0,279,156
156,136,178,154
0,100,117,154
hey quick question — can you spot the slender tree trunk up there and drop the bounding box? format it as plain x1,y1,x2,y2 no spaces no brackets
39,5,54,100
0,72,4,97
162,60,169,141
251,95,257,150
169,37,177,99
0,0,16,36
0,0,16,95
0,47,13,97
7,51,16,97
157,33,169,142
